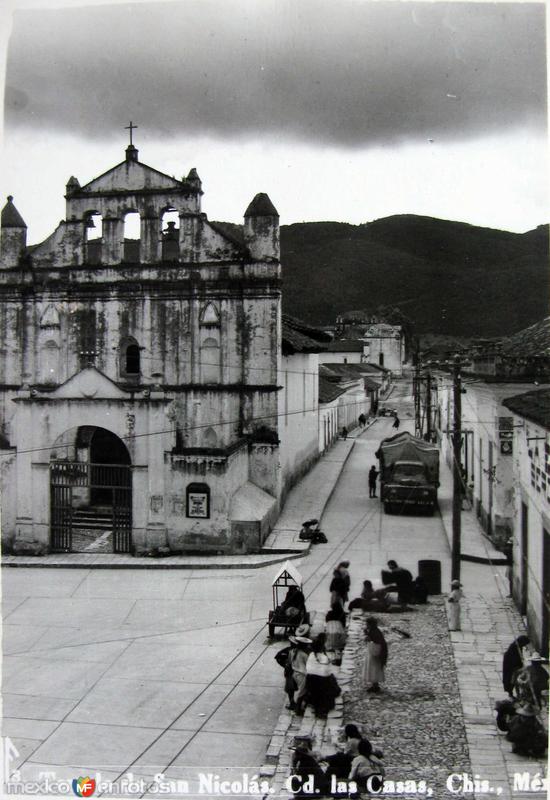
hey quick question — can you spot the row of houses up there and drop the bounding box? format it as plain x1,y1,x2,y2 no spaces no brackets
433,317,550,655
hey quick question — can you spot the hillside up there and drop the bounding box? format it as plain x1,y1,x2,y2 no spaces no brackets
278,216,549,336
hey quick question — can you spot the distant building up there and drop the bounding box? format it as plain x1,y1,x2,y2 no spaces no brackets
320,339,365,365
319,364,370,432
362,323,405,374
0,143,287,556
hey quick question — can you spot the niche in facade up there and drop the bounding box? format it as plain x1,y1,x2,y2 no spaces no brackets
161,209,180,261
199,303,221,383
123,211,140,261
203,426,218,448
85,212,103,265
41,340,60,385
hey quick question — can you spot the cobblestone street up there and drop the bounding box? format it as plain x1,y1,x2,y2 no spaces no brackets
345,600,470,797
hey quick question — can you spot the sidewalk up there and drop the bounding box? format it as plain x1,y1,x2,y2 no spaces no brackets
438,460,546,799
1,429,362,570
438,458,507,564
262,427,364,552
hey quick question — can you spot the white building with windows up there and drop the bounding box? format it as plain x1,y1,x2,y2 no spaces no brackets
502,389,550,657
0,143,285,556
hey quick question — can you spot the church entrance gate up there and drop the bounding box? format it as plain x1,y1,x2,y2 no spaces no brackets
50,461,132,553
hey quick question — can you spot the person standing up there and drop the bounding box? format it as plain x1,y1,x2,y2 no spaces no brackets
502,635,530,697
368,465,379,498
392,415,400,429
337,560,351,602
330,568,348,607
305,633,341,718
447,579,463,631
342,426,348,439
362,617,388,693
288,630,312,714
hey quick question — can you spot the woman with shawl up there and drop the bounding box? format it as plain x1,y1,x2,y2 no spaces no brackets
362,617,388,693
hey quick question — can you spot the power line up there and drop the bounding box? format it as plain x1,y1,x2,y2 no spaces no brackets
0,395,380,458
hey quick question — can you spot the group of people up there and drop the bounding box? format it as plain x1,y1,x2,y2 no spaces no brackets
499,635,549,758
281,625,341,719
290,723,384,798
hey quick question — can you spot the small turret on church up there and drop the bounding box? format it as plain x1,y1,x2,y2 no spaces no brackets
1,196,27,267
244,193,279,261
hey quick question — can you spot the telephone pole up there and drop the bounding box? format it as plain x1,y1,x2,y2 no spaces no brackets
451,354,463,582
425,370,432,441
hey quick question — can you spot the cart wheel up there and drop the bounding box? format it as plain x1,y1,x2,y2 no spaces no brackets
268,624,275,638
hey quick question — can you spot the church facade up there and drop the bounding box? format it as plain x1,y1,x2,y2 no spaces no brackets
0,143,284,555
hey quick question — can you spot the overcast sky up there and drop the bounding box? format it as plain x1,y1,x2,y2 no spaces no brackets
1,0,548,242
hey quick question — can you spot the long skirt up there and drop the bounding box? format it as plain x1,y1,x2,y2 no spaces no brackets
325,619,347,652
362,641,385,686
304,674,337,715
448,601,461,631
293,670,307,702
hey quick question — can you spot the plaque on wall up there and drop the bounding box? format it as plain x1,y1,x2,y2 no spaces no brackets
186,483,210,518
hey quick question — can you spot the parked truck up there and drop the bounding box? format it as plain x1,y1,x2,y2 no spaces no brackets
375,431,440,514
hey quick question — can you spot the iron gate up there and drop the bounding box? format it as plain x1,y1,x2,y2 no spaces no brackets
50,461,132,553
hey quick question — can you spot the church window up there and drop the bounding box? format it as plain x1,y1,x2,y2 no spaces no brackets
123,211,141,261
379,352,384,367
120,337,141,377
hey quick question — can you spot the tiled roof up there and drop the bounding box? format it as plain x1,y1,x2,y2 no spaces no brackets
327,339,364,352
319,363,363,382
282,314,332,355
318,375,347,403
502,388,550,430
364,377,381,390
501,317,550,358
208,220,247,250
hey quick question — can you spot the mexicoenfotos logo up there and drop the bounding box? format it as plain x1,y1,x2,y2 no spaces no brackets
72,776,96,797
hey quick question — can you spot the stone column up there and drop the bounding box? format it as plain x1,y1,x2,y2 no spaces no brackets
140,216,161,264
102,217,123,264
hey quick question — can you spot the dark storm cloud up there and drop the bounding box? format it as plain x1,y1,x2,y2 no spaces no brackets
4,0,547,147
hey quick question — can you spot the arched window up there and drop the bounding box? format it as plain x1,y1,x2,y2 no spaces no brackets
120,338,141,378
123,211,140,262
200,336,220,383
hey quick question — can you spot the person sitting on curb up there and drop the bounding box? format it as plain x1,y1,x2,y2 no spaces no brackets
502,635,530,698
513,652,549,708
289,738,331,798
506,703,547,758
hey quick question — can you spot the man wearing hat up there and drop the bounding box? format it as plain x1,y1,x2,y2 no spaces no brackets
514,651,549,707
287,624,312,714
447,579,463,631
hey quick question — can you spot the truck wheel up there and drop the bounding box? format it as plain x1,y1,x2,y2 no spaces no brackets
384,502,393,514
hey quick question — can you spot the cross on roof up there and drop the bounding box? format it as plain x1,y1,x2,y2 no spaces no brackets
125,121,138,146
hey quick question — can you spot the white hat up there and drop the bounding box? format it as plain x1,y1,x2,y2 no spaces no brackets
529,652,544,662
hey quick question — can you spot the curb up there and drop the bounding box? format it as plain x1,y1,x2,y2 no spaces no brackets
0,550,306,570
260,609,364,797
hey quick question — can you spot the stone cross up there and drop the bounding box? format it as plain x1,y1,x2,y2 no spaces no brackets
125,121,138,146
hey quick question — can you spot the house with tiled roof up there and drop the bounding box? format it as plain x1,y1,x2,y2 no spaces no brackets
319,364,369,438
501,387,550,656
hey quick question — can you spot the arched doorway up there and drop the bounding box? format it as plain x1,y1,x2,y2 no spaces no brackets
50,426,132,553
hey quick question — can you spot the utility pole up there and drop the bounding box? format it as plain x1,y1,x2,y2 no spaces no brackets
425,370,432,441
451,354,463,582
